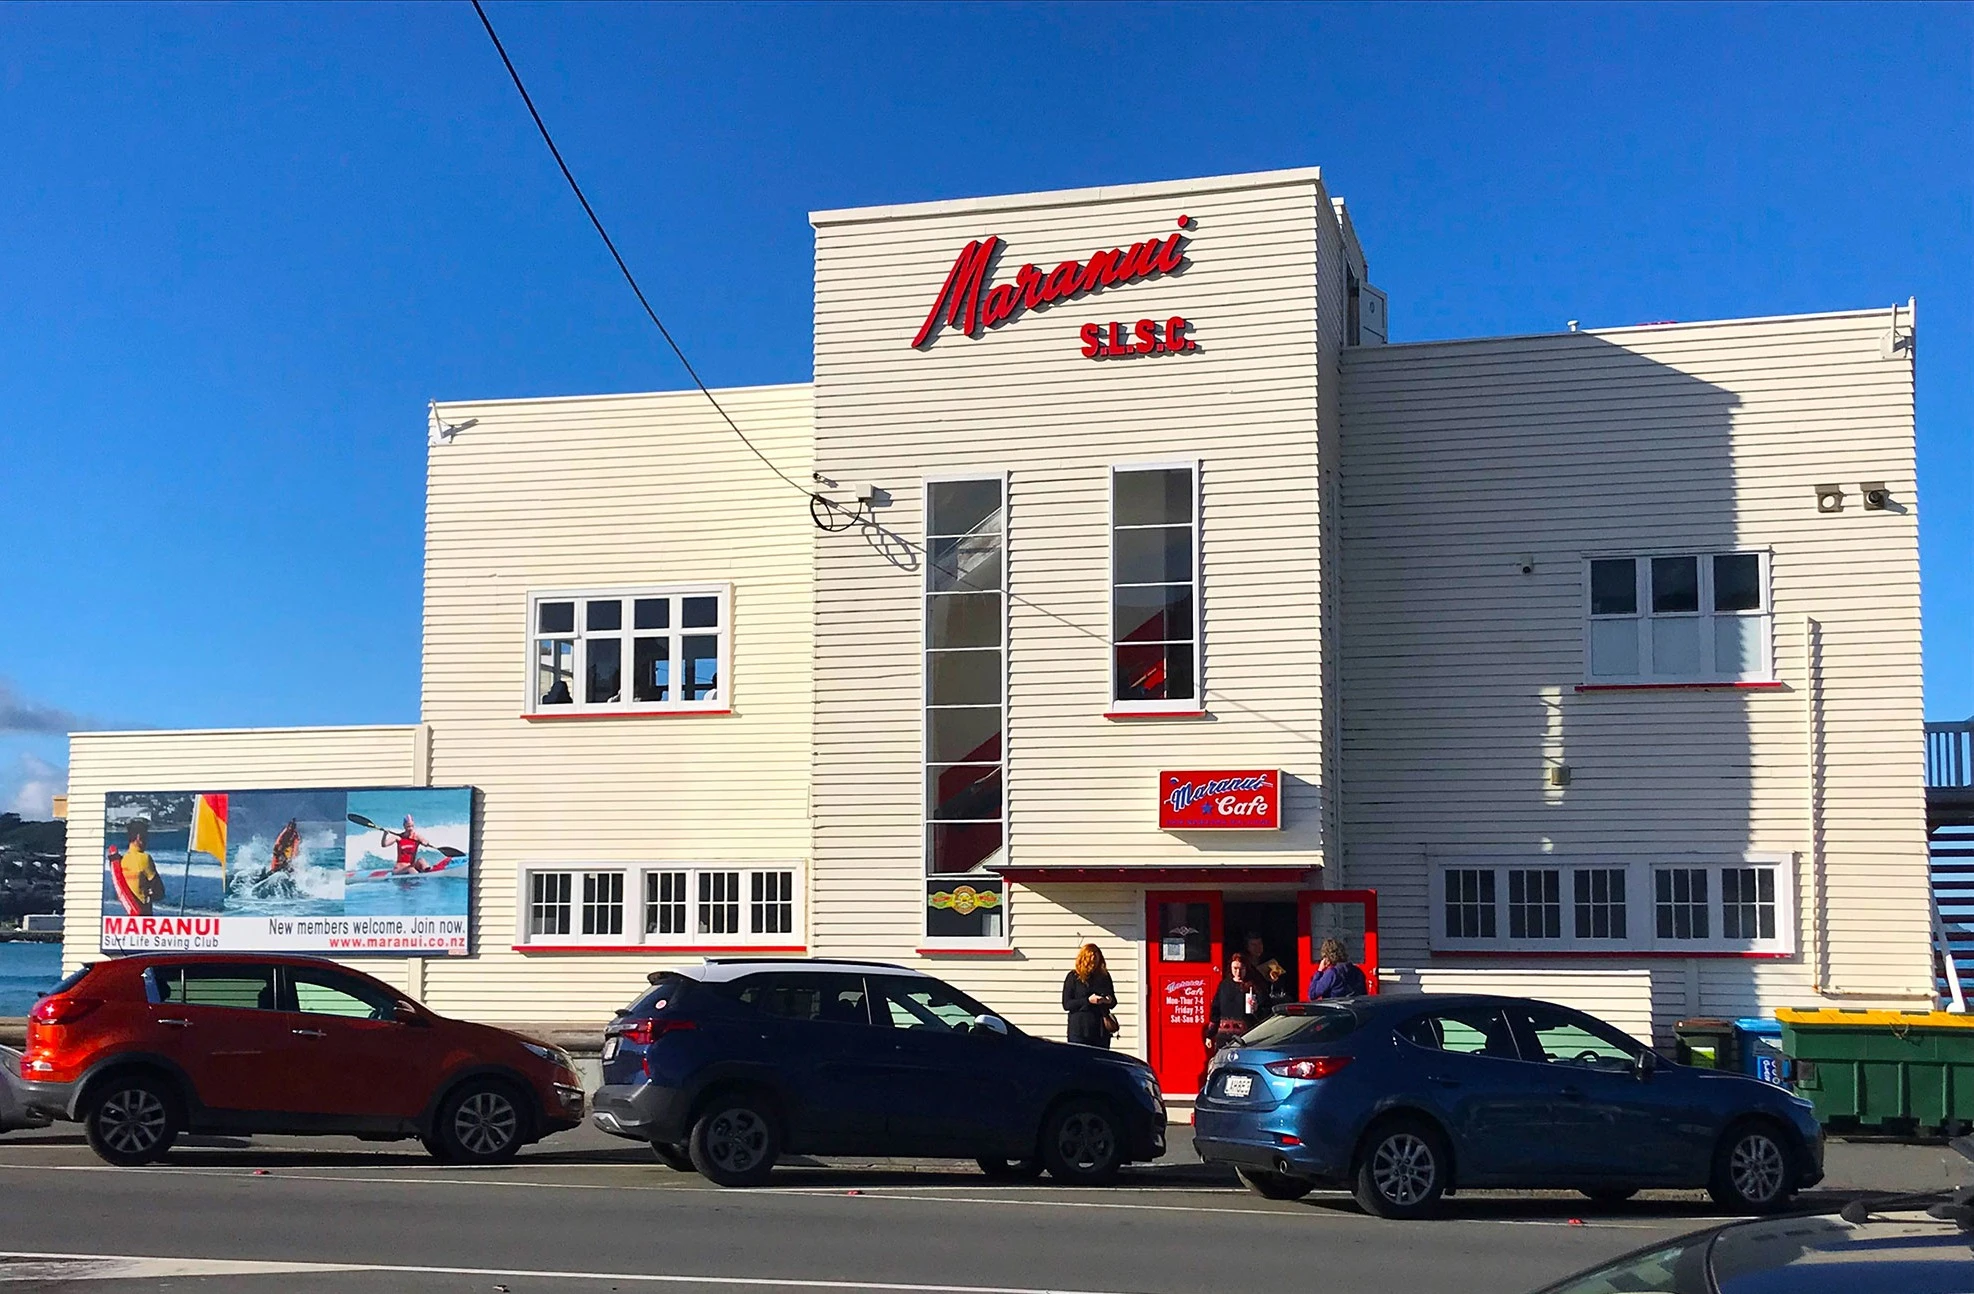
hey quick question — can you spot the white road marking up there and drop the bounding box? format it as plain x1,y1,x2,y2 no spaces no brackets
0,1251,1140,1293
0,1161,1715,1229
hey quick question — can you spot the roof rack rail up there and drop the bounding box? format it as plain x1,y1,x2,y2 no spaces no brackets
700,955,909,969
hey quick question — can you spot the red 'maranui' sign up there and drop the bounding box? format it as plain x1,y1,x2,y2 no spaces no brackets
911,216,1191,348
1159,770,1282,831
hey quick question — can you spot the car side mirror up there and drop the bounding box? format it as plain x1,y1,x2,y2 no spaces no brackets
973,1013,1009,1037
1634,1049,1657,1079
394,1002,428,1027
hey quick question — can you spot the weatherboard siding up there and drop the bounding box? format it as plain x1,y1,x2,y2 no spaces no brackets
415,385,816,1023
1338,310,1929,1025
806,171,1343,1041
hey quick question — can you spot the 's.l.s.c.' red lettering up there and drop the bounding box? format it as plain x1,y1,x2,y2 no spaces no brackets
1081,316,1197,359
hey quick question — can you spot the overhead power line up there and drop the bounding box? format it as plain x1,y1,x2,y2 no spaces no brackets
468,0,813,503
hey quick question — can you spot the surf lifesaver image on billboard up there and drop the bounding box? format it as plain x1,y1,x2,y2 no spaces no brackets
100,786,474,956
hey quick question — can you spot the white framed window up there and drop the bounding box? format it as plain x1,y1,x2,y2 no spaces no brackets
1431,855,1794,955
527,584,730,715
517,864,803,948
923,473,1008,946
1109,462,1201,712
1584,552,1771,684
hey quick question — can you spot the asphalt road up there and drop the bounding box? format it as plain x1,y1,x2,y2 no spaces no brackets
0,1123,1962,1294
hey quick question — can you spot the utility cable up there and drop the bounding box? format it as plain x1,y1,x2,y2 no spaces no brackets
469,0,815,504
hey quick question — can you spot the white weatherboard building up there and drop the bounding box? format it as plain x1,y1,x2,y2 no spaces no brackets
62,167,1930,1099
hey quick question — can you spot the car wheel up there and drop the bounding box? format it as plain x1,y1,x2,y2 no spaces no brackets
1236,1167,1316,1201
1352,1118,1449,1219
651,1140,693,1171
1580,1187,1638,1204
976,1156,1044,1181
687,1095,780,1187
83,1074,180,1167
1040,1098,1124,1186
436,1080,527,1165
1707,1122,1796,1213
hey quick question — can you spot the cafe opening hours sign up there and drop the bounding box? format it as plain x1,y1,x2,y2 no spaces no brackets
1159,770,1282,831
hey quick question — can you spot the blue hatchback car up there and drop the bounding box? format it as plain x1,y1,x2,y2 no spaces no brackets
1193,993,1823,1219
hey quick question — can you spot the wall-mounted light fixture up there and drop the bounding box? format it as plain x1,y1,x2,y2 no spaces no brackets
1546,763,1572,789
1814,484,1846,515
1861,482,1891,511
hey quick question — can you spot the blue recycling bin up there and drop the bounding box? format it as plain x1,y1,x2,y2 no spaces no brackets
1734,1017,1791,1088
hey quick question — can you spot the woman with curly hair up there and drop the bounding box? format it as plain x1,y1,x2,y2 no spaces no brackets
1062,943,1118,1048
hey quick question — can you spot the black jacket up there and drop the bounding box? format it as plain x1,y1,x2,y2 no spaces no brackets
1205,976,1265,1040
1063,969,1117,1045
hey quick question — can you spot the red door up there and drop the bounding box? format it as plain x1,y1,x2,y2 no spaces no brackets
1297,889,1379,996
1145,890,1223,1097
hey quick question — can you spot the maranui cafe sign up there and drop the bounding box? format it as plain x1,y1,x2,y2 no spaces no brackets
911,215,1198,359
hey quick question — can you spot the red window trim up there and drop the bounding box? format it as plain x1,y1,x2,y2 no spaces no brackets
510,943,807,955
1574,682,1784,694
1103,709,1208,721
521,708,733,721
1432,949,1792,961
914,946,1020,957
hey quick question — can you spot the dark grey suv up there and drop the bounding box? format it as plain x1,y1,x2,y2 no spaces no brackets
591,958,1166,1186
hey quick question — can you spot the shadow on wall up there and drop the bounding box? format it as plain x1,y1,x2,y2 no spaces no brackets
1341,331,1774,1041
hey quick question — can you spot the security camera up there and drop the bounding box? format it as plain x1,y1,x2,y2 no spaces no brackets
1861,483,1891,511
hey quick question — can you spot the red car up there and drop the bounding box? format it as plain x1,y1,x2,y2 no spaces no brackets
18,953,583,1166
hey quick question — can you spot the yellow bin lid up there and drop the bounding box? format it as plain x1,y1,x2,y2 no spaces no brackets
1776,1007,1974,1028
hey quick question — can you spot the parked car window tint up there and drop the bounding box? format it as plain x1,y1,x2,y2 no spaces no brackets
288,967,396,1020
624,973,691,1018
873,975,991,1033
1395,1007,1519,1060
1517,1006,1639,1071
1238,1006,1356,1049
154,964,277,1011
726,973,872,1026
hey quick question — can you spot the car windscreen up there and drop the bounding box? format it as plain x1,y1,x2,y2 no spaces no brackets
623,973,694,1018
44,964,96,999
1237,1006,1356,1049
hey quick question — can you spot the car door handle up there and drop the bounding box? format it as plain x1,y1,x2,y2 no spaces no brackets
291,1028,327,1039
157,1018,192,1028
1427,1075,1462,1088
1558,1086,1585,1101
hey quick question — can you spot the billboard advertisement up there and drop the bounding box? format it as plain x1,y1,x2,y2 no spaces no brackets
101,786,474,956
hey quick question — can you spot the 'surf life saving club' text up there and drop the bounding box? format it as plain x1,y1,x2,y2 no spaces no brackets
911,216,1195,354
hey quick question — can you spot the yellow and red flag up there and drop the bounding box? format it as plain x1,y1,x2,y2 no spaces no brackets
189,793,229,880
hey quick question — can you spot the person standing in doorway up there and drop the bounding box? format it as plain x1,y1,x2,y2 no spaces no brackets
1205,952,1265,1053
1063,944,1118,1048
1243,930,1291,1010
1306,937,1368,1000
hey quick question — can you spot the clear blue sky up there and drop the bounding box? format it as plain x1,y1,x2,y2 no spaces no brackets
2,2,1969,815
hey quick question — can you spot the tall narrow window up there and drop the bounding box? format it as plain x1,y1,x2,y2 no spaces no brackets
924,476,1006,942
1655,868,1711,940
1445,869,1496,940
1507,868,1561,939
1111,464,1199,712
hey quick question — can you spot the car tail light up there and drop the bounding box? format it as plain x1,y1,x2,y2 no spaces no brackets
1264,1055,1352,1080
29,996,102,1026
619,1017,695,1046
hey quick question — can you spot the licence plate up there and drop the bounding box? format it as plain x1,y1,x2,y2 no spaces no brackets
1223,1073,1253,1098
602,1037,620,1062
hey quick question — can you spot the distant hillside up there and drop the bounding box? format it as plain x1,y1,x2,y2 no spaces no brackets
0,815,64,855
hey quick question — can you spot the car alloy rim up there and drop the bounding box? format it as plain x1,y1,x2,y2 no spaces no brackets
1056,1111,1115,1171
1730,1133,1785,1202
709,1108,768,1173
1371,1133,1436,1206
100,1088,167,1155
453,1091,519,1157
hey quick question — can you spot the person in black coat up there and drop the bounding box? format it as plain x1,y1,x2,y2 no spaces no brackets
1205,952,1266,1053
1063,943,1118,1048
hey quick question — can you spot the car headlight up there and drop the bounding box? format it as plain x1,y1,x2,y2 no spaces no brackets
522,1041,575,1071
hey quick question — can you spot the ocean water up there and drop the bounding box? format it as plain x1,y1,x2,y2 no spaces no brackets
0,941,62,1016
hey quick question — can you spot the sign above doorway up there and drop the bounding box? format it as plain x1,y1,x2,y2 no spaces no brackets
1158,769,1282,831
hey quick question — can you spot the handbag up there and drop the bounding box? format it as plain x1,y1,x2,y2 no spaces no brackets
1101,1011,1121,1035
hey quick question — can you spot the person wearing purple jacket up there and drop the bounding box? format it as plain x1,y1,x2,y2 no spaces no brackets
1305,938,1368,1000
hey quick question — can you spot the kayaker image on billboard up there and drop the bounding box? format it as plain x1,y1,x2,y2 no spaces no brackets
101,786,474,955
343,788,472,918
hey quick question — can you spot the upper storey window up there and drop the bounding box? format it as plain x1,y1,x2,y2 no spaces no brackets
529,585,729,715
1111,464,1200,713
1585,553,1771,685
